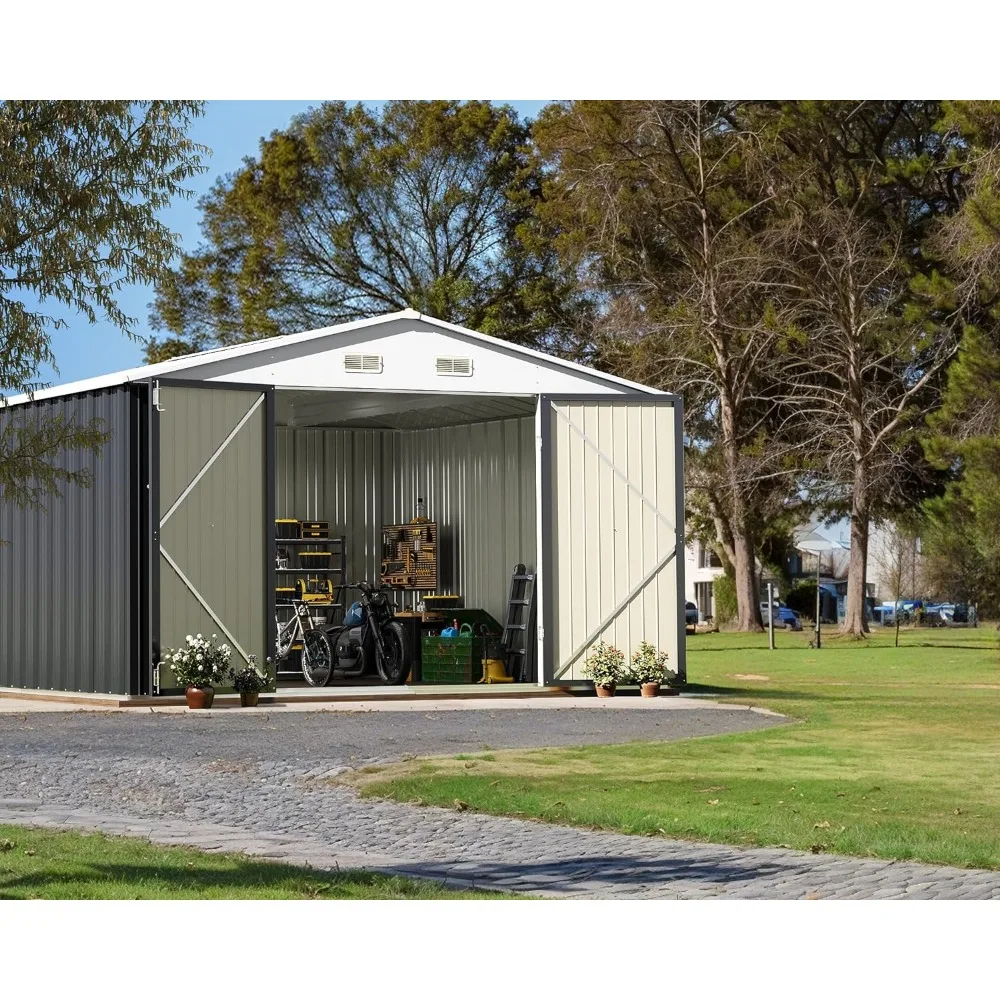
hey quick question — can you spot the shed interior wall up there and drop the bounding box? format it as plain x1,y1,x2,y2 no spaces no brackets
275,411,537,630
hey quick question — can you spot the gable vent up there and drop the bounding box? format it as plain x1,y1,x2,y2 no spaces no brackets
343,354,383,374
435,356,473,377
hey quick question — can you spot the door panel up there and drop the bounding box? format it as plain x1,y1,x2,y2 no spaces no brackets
156,383,270,690
543,397,683,683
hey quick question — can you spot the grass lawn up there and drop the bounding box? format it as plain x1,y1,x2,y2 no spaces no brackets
0,824,506,899
347,627,1000,870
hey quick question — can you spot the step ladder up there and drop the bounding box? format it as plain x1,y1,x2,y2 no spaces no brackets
502,563,536,683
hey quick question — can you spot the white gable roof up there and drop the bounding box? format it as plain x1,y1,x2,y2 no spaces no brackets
6,309,662,405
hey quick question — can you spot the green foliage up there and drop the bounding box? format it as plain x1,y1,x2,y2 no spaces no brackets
713,573,739,625
149,100,581,359
921,487,1000,615
581,640,626,687
0,101,206,398
229,655,273,694
625,640,673,685
0,101,205,514
0,408,110,516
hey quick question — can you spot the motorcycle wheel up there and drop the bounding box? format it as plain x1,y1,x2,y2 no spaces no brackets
301,629,334,687
376,620,411,685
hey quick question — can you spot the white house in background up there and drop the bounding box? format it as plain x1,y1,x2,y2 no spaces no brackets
685,517,921,624
685,539,726,620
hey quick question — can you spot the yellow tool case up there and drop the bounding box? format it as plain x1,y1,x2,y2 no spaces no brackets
297,577,334,602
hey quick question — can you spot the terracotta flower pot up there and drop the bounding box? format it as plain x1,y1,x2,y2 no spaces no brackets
185,685,215,709
641,682,661,698
595,683,617,698
240,691,259,708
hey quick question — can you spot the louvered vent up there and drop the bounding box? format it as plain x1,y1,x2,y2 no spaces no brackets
435,356,474,376
343,354,383,374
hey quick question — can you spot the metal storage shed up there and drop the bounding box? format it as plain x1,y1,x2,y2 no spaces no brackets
0,310,685,697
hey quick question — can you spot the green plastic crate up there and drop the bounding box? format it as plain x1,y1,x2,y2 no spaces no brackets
421,635,484,684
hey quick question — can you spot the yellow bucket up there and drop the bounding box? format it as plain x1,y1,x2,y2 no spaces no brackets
480,658,513,683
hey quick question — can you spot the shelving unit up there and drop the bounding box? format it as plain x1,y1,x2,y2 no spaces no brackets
275,530,347,672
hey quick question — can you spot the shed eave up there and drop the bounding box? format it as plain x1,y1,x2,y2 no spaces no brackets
2,309,669,407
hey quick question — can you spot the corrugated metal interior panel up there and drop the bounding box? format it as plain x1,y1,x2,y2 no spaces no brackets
0,388,135,694
547,400,678,682
276,417,536,624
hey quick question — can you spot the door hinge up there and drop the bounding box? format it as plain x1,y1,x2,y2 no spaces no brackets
152,383,165,412
537,625,545,641
152,663,160,695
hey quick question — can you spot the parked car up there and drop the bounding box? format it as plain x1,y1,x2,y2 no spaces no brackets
685,601,700,627
760,601,803,631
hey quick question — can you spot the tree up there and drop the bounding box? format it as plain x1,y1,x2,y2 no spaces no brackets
0,100,206,510
921,488,1000,616
920,103,1000,620
759,101,966,635
148,100,579,360
533,100,802,631
869,519,924,646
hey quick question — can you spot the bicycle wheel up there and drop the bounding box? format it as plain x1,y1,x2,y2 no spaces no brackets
301,629,333,687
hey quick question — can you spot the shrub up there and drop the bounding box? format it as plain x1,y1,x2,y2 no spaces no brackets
229,654,272,694
626,641,674,684
581,640,626,687
160,633,231,687
713,573,738,625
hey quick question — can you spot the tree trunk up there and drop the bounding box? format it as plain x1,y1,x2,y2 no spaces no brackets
732,527,763,632
717,383,763,632
842,480,871,637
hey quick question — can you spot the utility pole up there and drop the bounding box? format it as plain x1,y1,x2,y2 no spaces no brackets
814,553,822,649
767,582,775,651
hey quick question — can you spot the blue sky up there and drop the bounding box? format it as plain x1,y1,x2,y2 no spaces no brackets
37,100,550,387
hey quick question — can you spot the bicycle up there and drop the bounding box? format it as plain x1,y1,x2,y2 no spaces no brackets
275,599,334,687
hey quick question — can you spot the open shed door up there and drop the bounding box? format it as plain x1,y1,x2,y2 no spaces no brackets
153,381,273,691
539,395,685,684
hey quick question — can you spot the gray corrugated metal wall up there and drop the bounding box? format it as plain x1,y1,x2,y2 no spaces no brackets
0,388,136,694
276,417,536,623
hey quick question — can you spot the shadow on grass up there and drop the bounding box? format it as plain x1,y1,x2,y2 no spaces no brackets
685,645,784,653
684,683,825,702
0,857,439,899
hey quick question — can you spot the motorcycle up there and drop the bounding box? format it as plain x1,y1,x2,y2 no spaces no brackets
301,581,411,687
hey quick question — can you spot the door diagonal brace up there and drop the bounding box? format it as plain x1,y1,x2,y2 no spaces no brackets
160,545,251,664
553,548,676,680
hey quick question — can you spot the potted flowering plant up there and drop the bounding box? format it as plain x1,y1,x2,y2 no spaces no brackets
229,655,271,708
627,640,673,697
581,640,625,697
160,633,232,709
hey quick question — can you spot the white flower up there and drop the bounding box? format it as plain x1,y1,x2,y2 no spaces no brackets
196,653,203,662
185,635,193,643
196,633,203,640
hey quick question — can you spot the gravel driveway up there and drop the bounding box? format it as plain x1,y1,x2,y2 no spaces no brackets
3,707,1000,899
